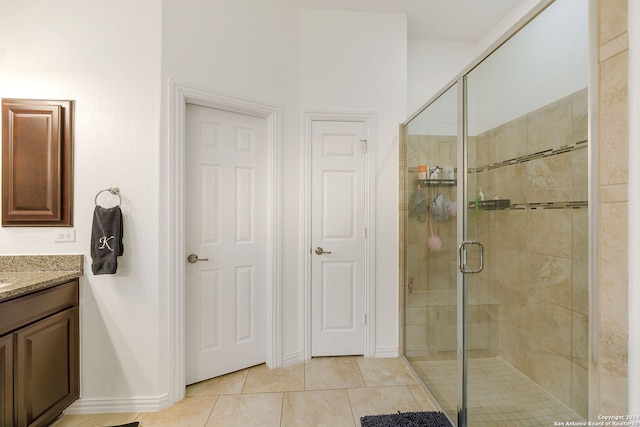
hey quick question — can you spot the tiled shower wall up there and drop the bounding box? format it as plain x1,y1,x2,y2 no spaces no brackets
469,88,589,418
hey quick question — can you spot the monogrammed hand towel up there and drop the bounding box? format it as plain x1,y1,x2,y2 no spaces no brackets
91,206,124,275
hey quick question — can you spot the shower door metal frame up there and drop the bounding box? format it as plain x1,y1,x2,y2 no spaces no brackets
456,76,467,426
587,0,599,419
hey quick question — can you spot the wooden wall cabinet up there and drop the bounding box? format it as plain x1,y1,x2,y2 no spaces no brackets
1,99,74,226
0,279,79,427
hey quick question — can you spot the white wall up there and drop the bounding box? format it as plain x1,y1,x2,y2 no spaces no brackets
407,40,474,116
0,0,164,407
300,9,407,355
474,0,544,57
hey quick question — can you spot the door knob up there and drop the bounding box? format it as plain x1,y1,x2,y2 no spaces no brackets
187,254,209,264
315,247,332,255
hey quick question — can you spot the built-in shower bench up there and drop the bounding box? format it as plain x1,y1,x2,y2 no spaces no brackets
405,290,499,358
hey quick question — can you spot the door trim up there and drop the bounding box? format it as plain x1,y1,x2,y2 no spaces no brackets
300,111,376,360
169,82,282,402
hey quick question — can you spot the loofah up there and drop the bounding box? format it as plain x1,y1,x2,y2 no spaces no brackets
427,210,442,252
428,235,443,251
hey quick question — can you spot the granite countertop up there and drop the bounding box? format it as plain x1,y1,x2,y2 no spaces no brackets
0,255,83,301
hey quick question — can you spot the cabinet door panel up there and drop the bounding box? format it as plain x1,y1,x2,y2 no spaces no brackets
0,334,13,427
15,307,79,427
1,99,74,226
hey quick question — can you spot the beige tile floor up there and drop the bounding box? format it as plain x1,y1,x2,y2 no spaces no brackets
52,356,440,427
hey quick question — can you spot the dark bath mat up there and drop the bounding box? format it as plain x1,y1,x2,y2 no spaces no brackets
361,411,452,427
106,423,139,427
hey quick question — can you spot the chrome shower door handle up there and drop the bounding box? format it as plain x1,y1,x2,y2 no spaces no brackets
457,240,484,274
187,254,209,264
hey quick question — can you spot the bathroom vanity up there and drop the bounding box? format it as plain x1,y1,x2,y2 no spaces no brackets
0,256,82,427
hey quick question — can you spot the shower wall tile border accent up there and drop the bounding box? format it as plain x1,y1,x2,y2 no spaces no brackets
470,139,587,173
510,201,588,209
406,140,587,175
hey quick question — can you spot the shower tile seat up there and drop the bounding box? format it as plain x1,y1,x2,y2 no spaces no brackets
405,290,499,359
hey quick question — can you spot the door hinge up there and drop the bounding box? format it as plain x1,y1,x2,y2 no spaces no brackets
361,139,368,154
364,313,367,325
364,227,367,239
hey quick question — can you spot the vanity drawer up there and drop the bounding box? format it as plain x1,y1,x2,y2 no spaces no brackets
0,279,78,336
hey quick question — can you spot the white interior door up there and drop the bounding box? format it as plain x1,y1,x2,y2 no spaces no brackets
185,104,266,385
311,120,367,356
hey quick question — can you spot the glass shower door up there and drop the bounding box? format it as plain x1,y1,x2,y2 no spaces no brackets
462,0,589,425
403,83,460,425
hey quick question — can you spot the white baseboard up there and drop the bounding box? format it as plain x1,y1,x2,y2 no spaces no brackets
64,394,172,414
281,351,303,367
374,346,399,358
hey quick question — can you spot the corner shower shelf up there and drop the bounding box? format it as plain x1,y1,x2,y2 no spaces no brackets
468,199,511,210
414,179,456,187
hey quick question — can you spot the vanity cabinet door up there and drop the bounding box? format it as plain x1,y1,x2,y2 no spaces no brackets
0,334,13,427
15,307,79,427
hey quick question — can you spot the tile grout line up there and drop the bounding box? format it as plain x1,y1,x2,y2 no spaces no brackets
240,368,249,394
279,390,286,427
201,395,218,427
346,387,359,427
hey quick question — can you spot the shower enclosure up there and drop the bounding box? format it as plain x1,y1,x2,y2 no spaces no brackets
400,1,590,426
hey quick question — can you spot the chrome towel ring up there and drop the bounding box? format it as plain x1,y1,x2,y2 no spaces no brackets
95,187,121,207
